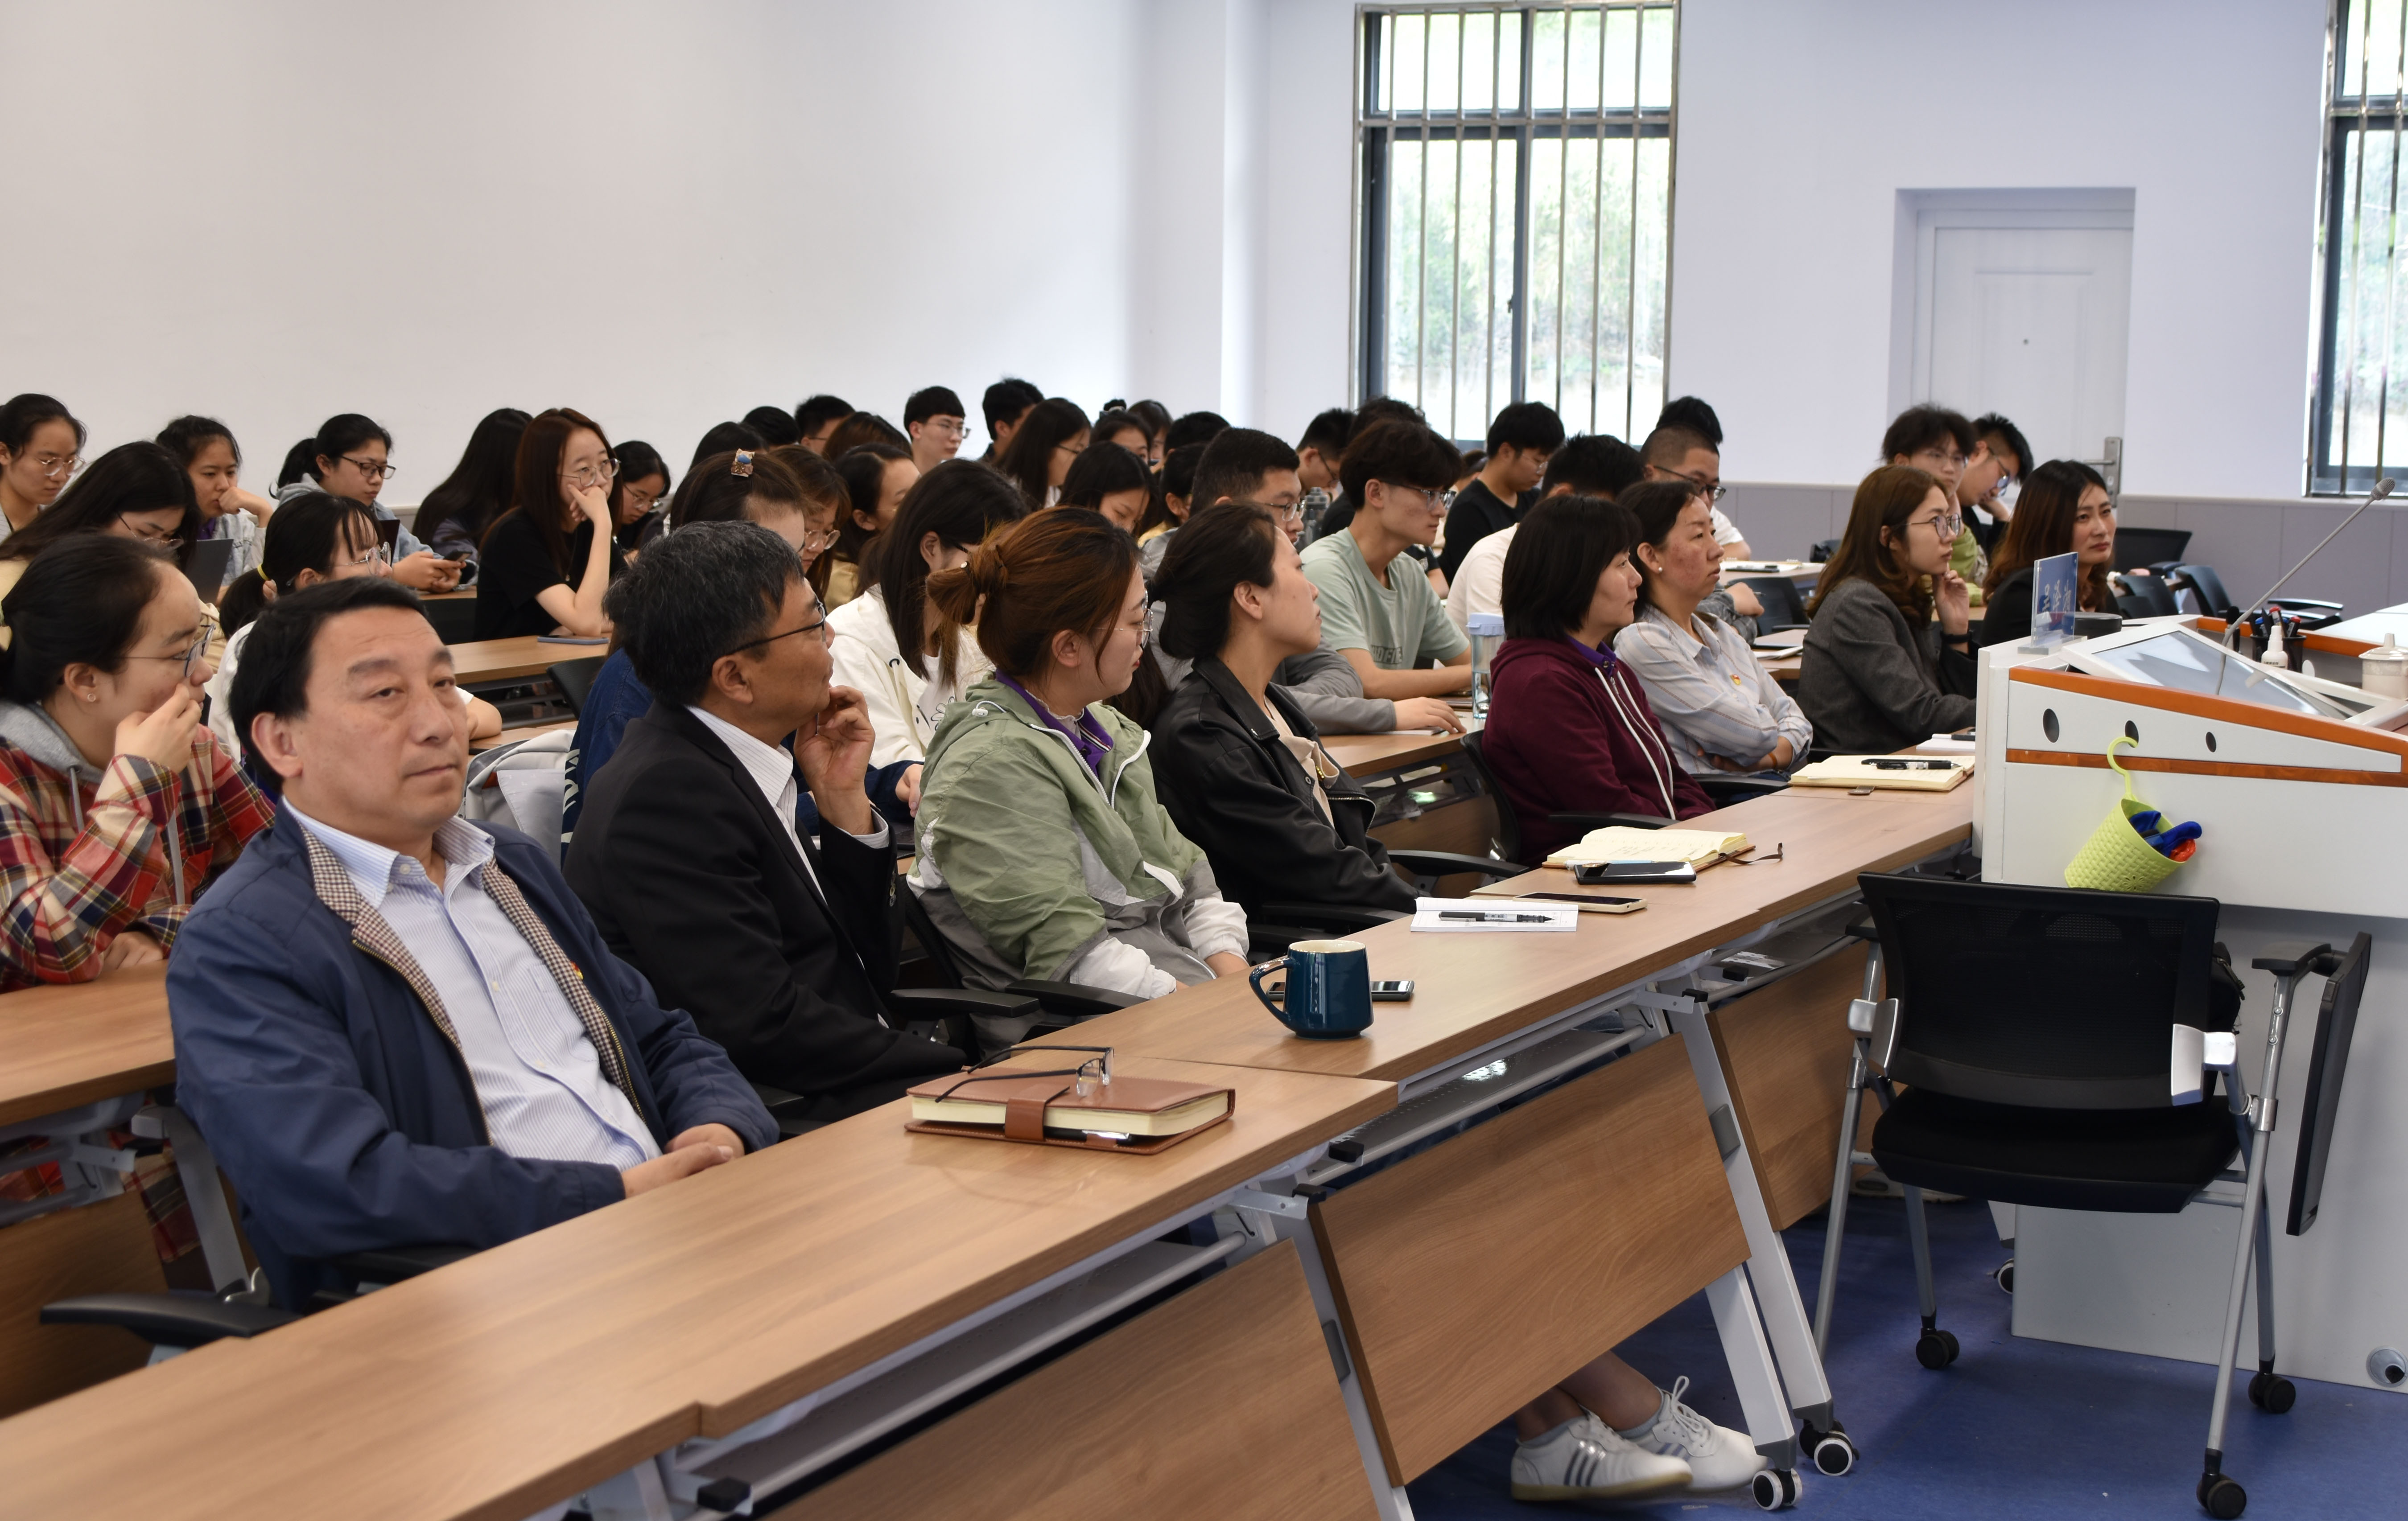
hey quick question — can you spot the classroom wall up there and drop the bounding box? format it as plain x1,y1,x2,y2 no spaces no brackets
1671,0,2331,502
0,0,1145,491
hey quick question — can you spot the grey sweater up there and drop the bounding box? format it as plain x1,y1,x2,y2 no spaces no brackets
1796,578,1976,754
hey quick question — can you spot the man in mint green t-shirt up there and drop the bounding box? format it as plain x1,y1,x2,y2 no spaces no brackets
1298,419,1473,700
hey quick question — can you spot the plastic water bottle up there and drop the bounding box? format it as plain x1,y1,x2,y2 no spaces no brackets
1467,611,1505,722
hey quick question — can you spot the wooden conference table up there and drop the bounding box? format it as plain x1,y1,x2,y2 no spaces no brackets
1027,781,1975,1499
0,1059,1395,1521
0,769,1971,1517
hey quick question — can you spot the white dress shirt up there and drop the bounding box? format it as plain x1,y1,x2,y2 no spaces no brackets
281,803,659,1168
684,707,889,888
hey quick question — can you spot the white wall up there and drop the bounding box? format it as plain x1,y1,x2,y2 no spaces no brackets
0,0,1142,488
1670,0,2331,499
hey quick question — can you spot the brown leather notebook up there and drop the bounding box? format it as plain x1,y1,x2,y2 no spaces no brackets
905,1068,1236,1154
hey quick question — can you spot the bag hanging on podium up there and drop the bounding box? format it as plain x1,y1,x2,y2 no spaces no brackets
2063,736,2201,892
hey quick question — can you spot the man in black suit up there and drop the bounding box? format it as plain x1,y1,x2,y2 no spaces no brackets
565,522,963,1121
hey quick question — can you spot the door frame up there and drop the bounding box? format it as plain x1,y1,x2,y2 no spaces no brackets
1886,188,2137,424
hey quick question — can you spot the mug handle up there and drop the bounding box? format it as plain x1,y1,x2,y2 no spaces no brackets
1247,956,1290,1017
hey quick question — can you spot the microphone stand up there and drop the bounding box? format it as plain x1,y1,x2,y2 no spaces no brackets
2223,476,2396,649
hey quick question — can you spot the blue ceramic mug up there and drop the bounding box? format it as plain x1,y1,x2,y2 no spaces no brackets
1249,938,1374,1040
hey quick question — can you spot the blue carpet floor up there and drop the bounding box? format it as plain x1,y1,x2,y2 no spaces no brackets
1406,1194,2407,1519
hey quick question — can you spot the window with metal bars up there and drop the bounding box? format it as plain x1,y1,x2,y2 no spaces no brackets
1356,3,1677,446
2315,0,2408,493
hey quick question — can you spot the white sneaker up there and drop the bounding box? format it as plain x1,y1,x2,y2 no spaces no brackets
1509,1412,1691,1502
1623,1377,1768,1491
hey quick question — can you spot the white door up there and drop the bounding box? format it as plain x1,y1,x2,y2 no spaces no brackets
1910,211,2133,470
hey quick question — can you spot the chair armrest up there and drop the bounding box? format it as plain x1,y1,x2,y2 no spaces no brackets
1552,811,1674,832
2249,940,2334,978
1256,903,1410,934
2265,596,2343,612
1384,849,1519,882
43,1292,298,1349
1003,980,1146,1019
330,1244,477,1285
1694,775,1789,802
887,987,1041,1021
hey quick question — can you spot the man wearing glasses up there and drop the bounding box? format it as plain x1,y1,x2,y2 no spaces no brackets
565,523,965,1123
903,386,969,474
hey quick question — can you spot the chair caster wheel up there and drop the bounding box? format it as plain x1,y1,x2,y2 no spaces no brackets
1751,1468,1802,1510
1914,1328,1960,1369
1993,1258,2014,1293
2246,1371,2296,1414
2197,1471,2247,1517
1801,1422,1856,1476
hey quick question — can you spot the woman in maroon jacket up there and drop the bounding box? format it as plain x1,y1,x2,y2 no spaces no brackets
1481,492,1712,862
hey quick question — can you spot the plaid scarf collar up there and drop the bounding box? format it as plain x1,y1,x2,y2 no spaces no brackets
297,823,638,1106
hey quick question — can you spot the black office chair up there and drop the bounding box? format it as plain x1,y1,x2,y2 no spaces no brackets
2116,573,2182,620
1247,839,1528,955
2112,526,2194,573
1736,575,1810,633
547,656,608,719
421,594,480,645
1834,874,2370,1518
44,1243,479,1351
1809,538,1839,564
898,885,1142,1056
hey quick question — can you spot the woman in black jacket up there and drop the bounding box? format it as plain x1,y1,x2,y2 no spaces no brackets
1146,503,1416,917
1979,459,2117,648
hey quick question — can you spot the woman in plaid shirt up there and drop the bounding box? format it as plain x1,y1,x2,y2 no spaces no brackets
0,535,272,989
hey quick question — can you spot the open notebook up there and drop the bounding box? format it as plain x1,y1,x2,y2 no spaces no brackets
1543,826,1749,869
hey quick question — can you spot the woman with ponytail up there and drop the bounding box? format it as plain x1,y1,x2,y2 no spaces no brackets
907,508,1249,1010
0,536,273,988
205,493,503,756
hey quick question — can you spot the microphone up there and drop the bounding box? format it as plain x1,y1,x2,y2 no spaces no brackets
2224,476,2395,647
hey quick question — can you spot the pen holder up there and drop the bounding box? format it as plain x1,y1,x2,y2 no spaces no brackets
2063,738,2189,892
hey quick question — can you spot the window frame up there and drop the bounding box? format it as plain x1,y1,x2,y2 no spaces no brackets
1352,3,1679,440
2313,0,2408,495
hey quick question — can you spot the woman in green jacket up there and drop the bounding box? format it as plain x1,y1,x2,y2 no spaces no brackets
908,509,1249,1005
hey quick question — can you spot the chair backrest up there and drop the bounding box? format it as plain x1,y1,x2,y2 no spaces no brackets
899,878,971,989
460,730,575,852
1858,872,2225,1110
1736,576,1808,629
2115,574,2181,620
548,657,608,719
2286,932,2373,1236
1454,728,1523,864
2165,563,2235,621
1809,538,1839,564
421,594,479,645
2111,526,2193,573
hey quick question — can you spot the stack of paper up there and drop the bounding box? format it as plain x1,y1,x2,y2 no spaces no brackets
1543,826,1749,869
1789,756,1972,791
1410,897,1580,933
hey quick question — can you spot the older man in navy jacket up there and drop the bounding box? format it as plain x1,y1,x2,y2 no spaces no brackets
169,578,773,1308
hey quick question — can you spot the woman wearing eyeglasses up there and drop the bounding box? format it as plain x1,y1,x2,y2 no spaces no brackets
275,414,462,592
0,394,87,543
0,535,273,988
992,397,1091,511
474,407,626,640
0,442,204,608
205,493,503,757
1796,465,1977,755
